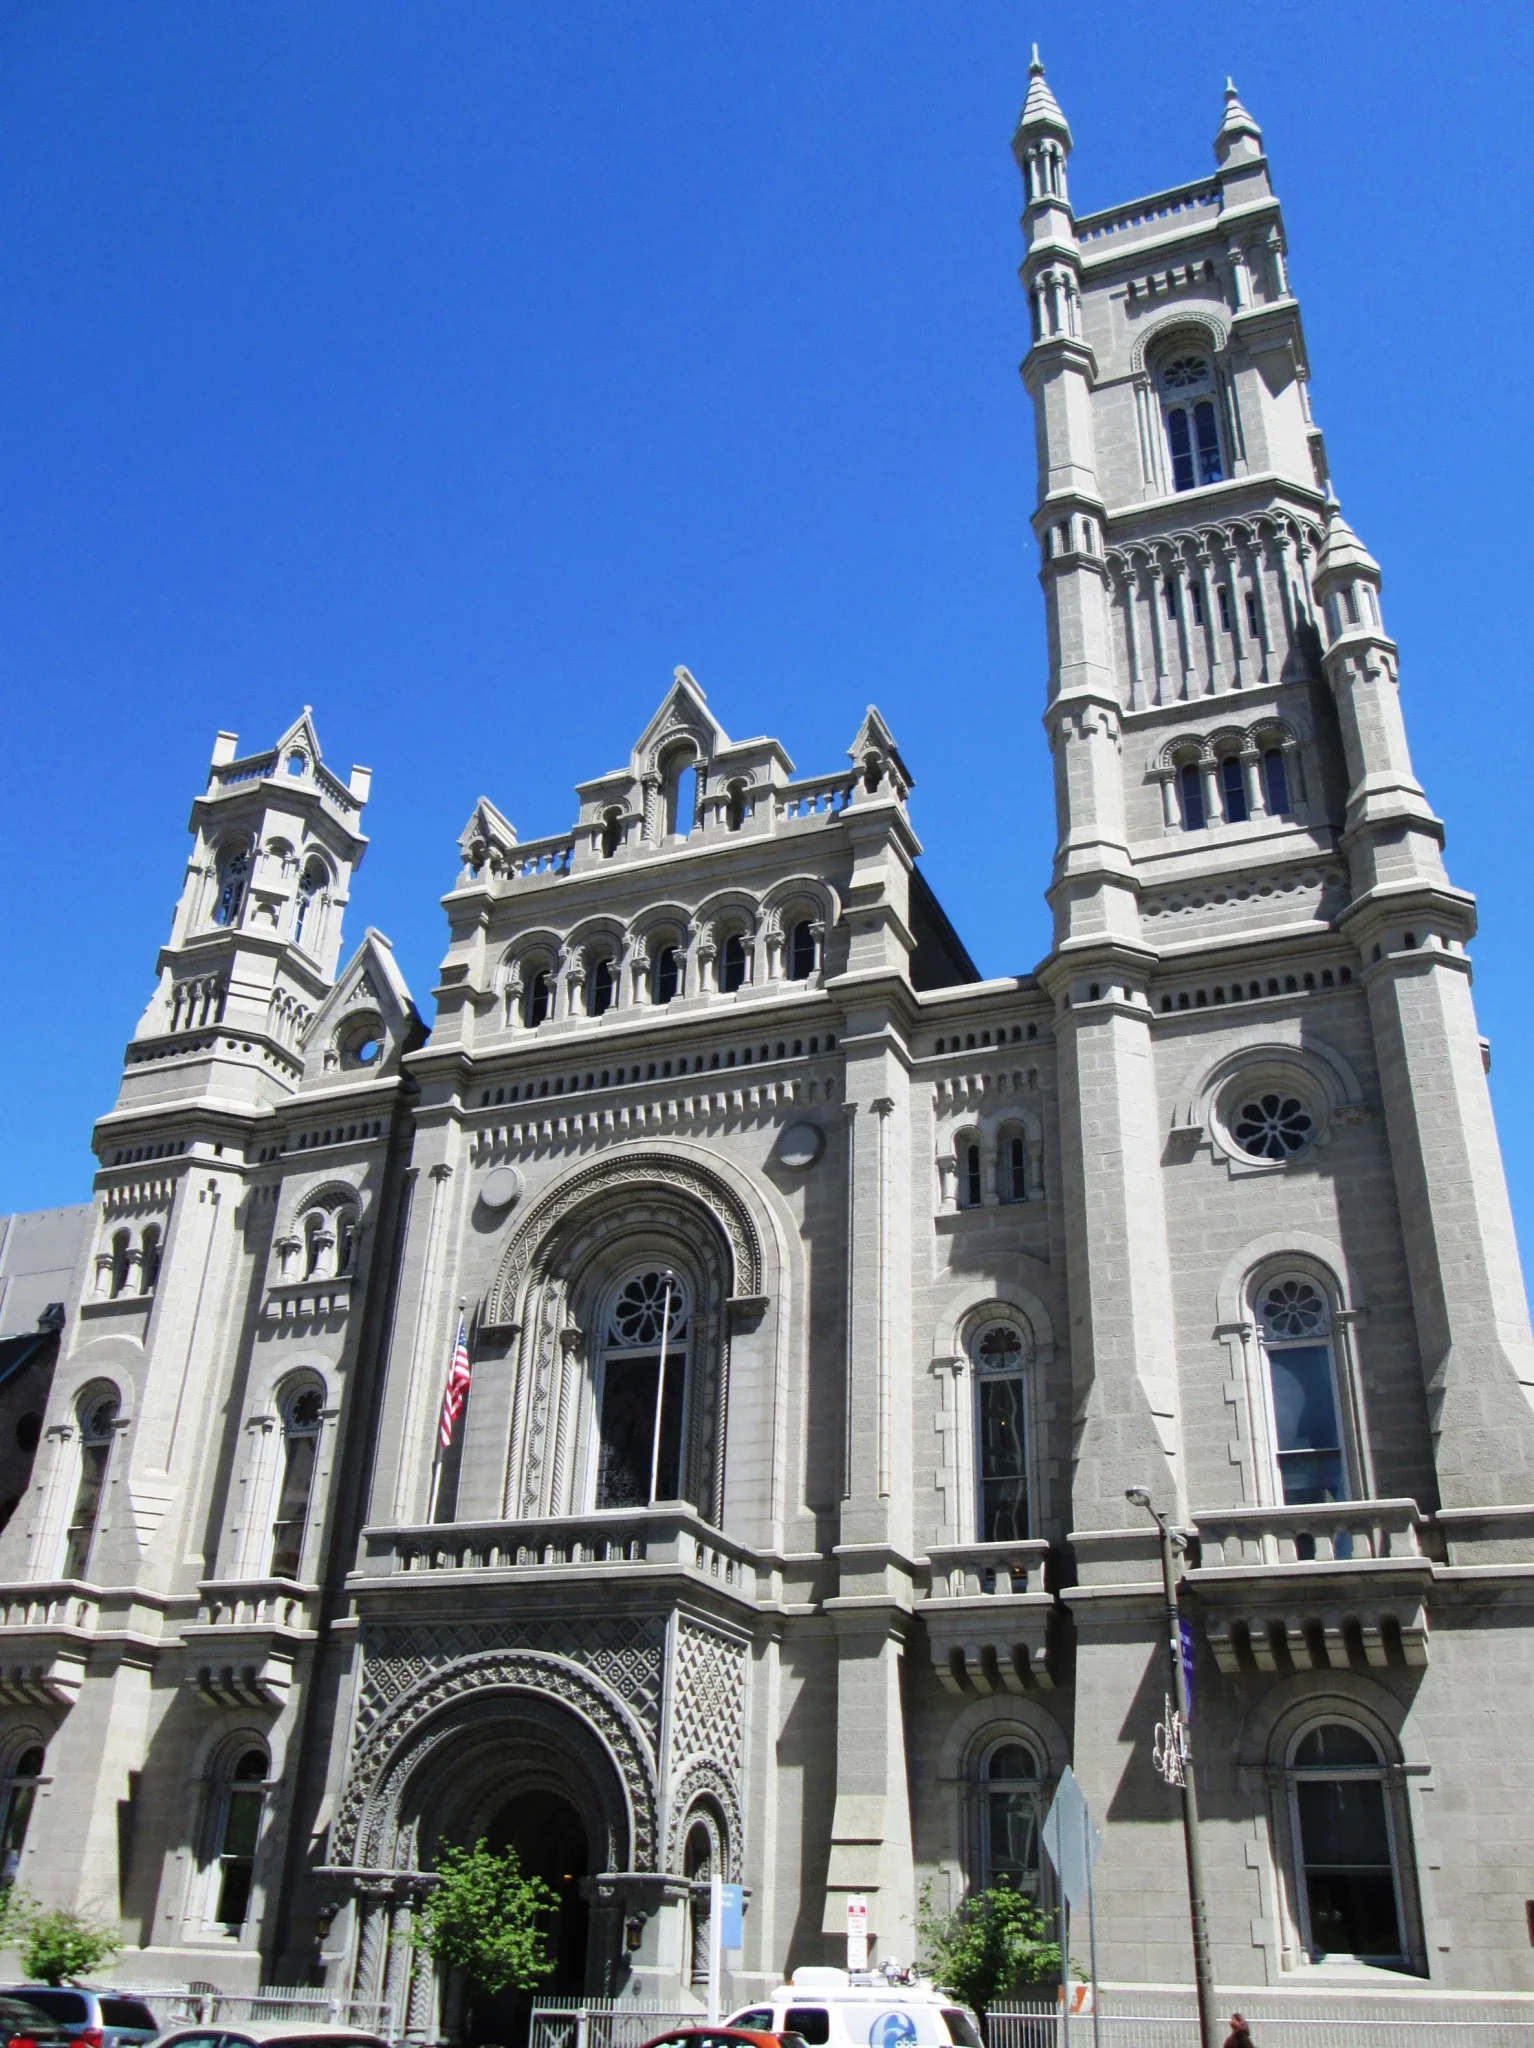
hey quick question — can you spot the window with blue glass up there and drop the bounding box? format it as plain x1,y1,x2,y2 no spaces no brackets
1258,1276,1349,1504
1179,761,1205,830
1263,746,1291,815
1221,755,1249,823
1160,356,1224,492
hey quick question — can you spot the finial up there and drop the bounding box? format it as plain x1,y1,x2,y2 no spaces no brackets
1214,74,1263,165
1225,76,1239,101
1015,44,1071,147
1030,43,1044,75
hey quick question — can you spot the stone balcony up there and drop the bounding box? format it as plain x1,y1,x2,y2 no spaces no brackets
919,1538,1055,1691
352,1504,759,1612
182,1576,320,1708
1187,1498,1431,1673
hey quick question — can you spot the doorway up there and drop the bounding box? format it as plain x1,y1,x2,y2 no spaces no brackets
463,1789,590,2048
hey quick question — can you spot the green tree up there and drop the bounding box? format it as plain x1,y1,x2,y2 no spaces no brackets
916,1882,1062,2015
408,1840,558,1996
0,1895,123,1986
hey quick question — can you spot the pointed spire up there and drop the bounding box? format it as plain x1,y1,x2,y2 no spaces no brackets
1316,496,1381,587
1016,44,1071,146
1214,77,1263,165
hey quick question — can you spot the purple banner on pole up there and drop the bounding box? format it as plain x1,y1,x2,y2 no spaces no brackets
1179,1617,1195,1721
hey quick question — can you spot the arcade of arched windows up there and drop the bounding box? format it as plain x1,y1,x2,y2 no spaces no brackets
168,973,228,1034
266,989,313,1049
1105,515,1325,710
494,883,838,1034
1151,720,1306,835
939,1113,1045,1214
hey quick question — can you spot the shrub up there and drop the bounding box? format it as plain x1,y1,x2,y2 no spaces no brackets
916,1881,1062,2015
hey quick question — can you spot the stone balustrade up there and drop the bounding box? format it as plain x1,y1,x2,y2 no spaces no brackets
360,1505,757,1601
1193,1497,1422,1570
924,1538,1051,1601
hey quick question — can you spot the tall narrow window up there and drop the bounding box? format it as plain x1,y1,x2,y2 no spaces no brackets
588,957,615,1017
1161,357,1223,491
212,843,249,928
1258,1277,1348,1505
668,761,698,838
1288,1724,1405,1962
721,933,748,993
292,861,326,950
1263,747,1291,815
139,1224,162,1293
684,1821,713,1986
725,782,748,832
63,1393,119,1580
1001,1134,1027,1203
0,1747,44,1886
1179,762,1205,830
652,946,680,1005
1221,756,1249,823
600,808,623,858
980,1741,1042,1893
973,1324,1028,1540
270,1385,324,1579
788,921,817,982
962,1143,983,1209
109,1230,132,1300
214,1748,269,1929
523,969,552,1027
595,1273,689,1510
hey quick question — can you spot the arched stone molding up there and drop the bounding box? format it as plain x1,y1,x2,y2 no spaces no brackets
1175,1032,1366,1139
927,1269,1058,1542
928,1269,1057,1372
927,1695,1071,1901
1214,1228,1365,1334
1129,312,1231,376
664,1764,742,1881
333,1649,659,1876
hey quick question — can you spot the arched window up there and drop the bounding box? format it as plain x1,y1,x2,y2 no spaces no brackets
600,808,624,858
588,956,616,1017
270,1383,324,1580
972,1324,1028,1541
286,750,306,777
63,1391,119,1580
594,1271,689,1510
684,1818,714,1986
139,1224,162,1294
109,1229,132,1300
292,860,327,950
522,968,553,1028
787,921,817,982
1263,747,1292,815
720,932,748,993
1160,355,1224,492
1220,755,1248,823
667,759,698,839
979,1740,1042,1893
1287,1723,1406,1963
1257,1275,1349,1506
724,781,748,832
0,1746,44,1887
652,945,681,1005
999,1132,1027,1204
213,1746,269,1929
1179,761,1205,830
303,1211,335,1280
959,1141,983,1210
211,841,250,928
336,1207,359,1276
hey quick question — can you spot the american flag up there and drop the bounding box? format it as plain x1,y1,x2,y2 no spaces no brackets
438,1313,472,1450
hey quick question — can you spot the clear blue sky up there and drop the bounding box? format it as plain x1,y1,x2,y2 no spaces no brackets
3,3,1532,1269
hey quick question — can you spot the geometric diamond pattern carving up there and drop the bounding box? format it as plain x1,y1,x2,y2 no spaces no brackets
669,1618,747,1782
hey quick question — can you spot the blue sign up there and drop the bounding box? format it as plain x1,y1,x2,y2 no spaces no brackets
869,2014,919,2048
1179,1618,1196,1722
719,1882,744,1951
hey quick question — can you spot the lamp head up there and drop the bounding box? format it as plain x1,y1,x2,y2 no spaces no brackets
1125,1486,1152,1508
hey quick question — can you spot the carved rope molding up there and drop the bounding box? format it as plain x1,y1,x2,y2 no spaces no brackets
484,1150,764,1327
334,1647,660,1872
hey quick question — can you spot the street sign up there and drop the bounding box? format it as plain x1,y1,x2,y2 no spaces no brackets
720,1882,744,1951
1042,1766,1103,1911
846,1894,869,1970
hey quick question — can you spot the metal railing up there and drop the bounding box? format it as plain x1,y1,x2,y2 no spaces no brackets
986,1991,1534,2048
104,1985,398,2040
530,2001,696,2048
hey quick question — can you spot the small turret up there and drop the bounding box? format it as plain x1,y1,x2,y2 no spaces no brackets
1213,78,1263,166
1313,497,1387,647
1012,46,1072,209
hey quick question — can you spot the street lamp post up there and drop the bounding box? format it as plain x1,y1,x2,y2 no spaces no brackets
1126,1486,1220,2048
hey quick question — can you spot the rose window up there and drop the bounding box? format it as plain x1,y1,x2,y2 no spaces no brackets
1162,355,1211,390
610,1271,688,1347
1233,1092,1313,1161
1260,1277,1327,1339
976,1326,1024,1374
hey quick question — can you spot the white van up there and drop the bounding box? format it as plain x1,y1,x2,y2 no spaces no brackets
729,1968,983,2048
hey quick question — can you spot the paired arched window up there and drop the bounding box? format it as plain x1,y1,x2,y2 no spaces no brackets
0,1745,44,1887
292,859,327,950
787,921,817,982
651,945,681,1005
594,1271,689,1510
1178,761,1205,830
979,1739,1043,1893
1257,1274,1349,1506
108,1229,133,1299
1287,1722,1406,1963
972,1322,1028,1542
522,967,553,1028
212,1745,269,1929
211,841,250,928
63,1390,119,1580
269,1383,324,1580
139,1224,162,1293
1160,355,1224,492
720,932,748,993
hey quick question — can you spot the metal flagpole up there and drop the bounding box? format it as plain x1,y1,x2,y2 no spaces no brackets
1084,1804,1101,2048
648,1272,676,1505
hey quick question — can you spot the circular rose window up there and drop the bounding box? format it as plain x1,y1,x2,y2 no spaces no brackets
1232,1091,1313,1161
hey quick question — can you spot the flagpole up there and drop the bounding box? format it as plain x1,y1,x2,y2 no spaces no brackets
648,1272,676,1506
427,1302,468,1526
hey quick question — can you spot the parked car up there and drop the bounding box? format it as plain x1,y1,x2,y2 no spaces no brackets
155,2027,386,2048
642,2031,807,2048
0,1996,71,2048
731,1968,984,2048
0,1994,158,2048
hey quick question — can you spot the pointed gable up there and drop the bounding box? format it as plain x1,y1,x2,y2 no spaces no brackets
299,928,424,1086
630,666,730,776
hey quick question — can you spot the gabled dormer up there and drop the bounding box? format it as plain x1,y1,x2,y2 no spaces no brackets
298,929,425,1090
